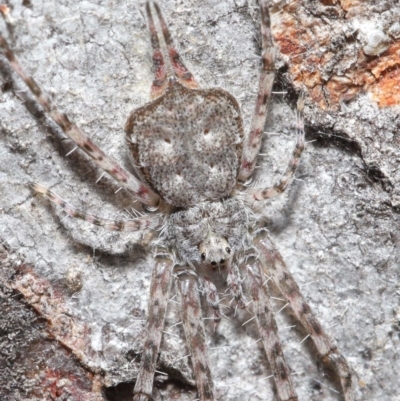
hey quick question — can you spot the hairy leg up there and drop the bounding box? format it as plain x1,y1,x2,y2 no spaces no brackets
32,183,159,232
134,253,173,401
227,260,245,308
176,270,215,401
254,230,356,401
246,94,305,202
238,0,275,181
201,277,221,325
245,257,298,401
0,36,160,207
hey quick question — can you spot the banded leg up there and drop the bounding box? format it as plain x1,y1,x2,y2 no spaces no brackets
245,257,298,401
227,260,245,308
0,36,160,207
202,277,221,325
176,270,215,401
254,231,356,401
238,0,276,181
134,253,173,401
32,183,158,232
146,2,168,99
152,2,199,89
246,94,305,201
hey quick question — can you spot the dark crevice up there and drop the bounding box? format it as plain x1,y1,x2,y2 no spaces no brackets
104,382,135,401
307,125,393,192
104,378,196,401
306,125,363,158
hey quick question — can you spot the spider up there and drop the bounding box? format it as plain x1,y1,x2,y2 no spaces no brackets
0,1,357,400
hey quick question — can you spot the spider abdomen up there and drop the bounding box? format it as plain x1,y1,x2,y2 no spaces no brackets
126,80,244,207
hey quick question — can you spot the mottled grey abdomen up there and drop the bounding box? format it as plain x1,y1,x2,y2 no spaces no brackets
125,81,243,207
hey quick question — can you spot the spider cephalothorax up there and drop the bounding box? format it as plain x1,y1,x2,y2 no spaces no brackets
165,198,248,266
0,1,357,401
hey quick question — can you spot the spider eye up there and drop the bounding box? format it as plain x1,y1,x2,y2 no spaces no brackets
225,247,231,254
201,253,206,260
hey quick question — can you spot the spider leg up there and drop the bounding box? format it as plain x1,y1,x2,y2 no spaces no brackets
152,2,199,89
227,260,245,308
246,94,305,201
238,0,276,181
202,277,221,326
245,257,298,401
254,230,356,401
0,36,160,207
145,2,168,99
176,269,215,401
133,253,173,401
32,183,158,232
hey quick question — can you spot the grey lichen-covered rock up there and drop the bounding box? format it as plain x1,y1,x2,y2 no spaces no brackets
0,1,399,400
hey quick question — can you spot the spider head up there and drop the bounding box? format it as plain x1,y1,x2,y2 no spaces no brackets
199,234,231,269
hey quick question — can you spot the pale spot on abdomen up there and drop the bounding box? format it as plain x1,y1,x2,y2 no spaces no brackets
126,81,244,207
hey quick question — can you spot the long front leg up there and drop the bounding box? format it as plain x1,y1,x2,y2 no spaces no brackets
0,36,160,207
176,270,215,401
238,0,275,181
245,257,298,401
254,230,356,401
133,253,173,401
